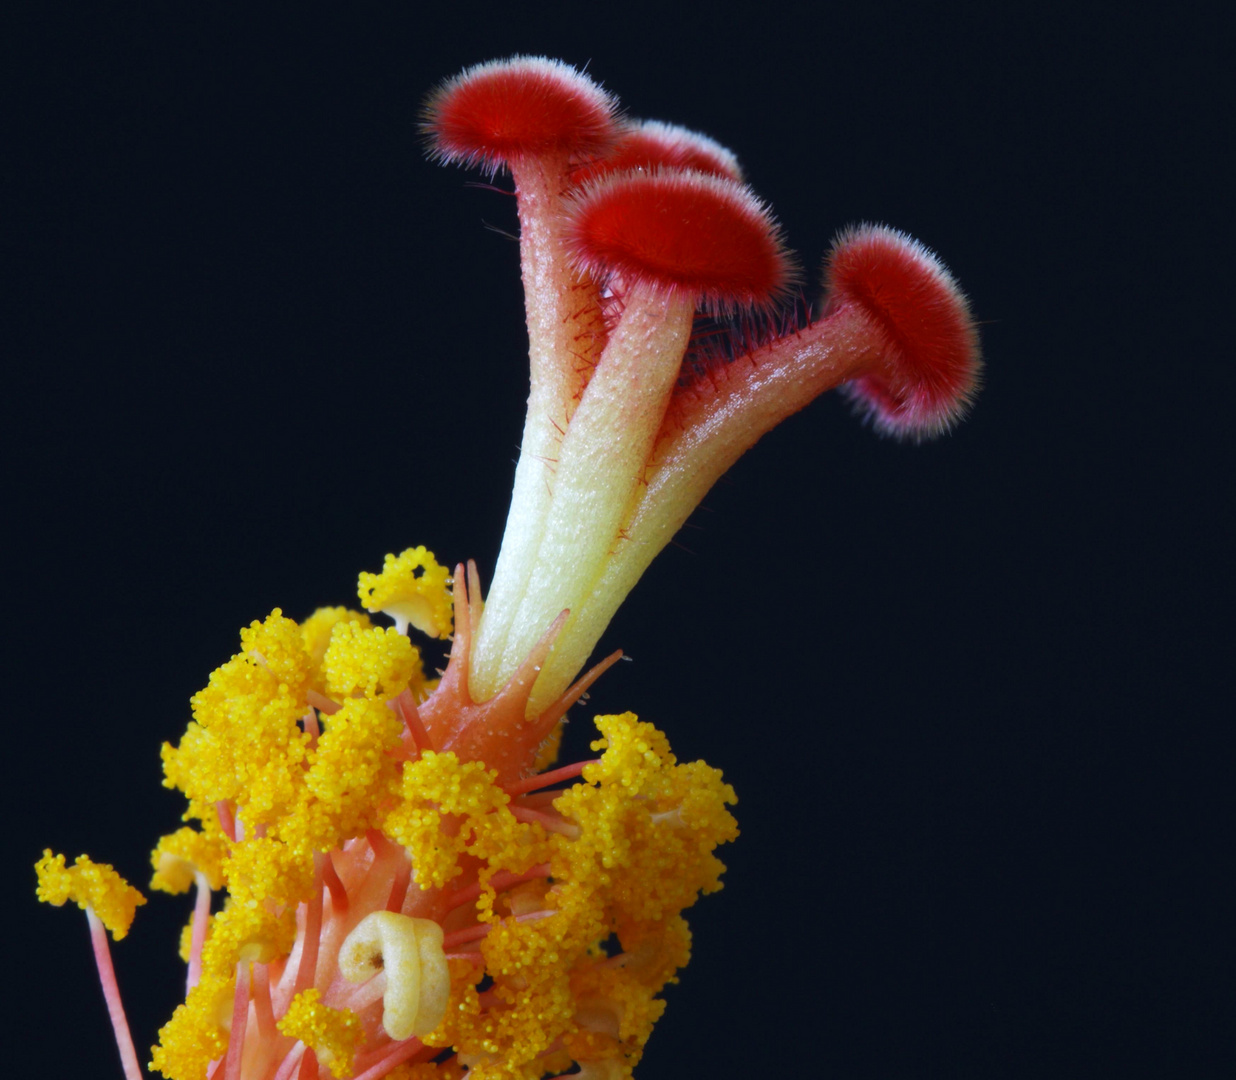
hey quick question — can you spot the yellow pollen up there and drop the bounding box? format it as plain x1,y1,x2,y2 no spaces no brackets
277,988,364,1078
35,851,146,940
357,547,453,639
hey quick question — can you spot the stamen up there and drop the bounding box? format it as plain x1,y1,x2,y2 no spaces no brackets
367,828,403,863
531,649,623,735
419,565,475,723
351,1036,426,1080
301,707,320,744
442,922,490,949
222,960,250,1080
187,870,211,991
503,758,598,796
305,689,342,716
466,560,484,632
292,875,323,998
342,969,389,1013
389,687,433,753
85,908,143,1080
215,800,237,843
385,857,411,914
355,831,410,916
512,790,562,810
320,853,348,916
511,806,581,837
252,962,277,1040
271,1042,307,1080
444,863,552,913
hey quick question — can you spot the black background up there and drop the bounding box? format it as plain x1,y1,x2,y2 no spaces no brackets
5,3,1231,1077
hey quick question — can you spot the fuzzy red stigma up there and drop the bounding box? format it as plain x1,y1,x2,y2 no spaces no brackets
826,224,981,440
571,119,743,187
566,170,795,314
423,56,620,171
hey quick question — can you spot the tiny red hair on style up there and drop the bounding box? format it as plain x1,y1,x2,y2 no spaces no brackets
571,119,743,186
566,169,795,314
423,56,620,171
826,224,981,440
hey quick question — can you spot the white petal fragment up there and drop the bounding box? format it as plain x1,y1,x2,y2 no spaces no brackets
339,911,448,1039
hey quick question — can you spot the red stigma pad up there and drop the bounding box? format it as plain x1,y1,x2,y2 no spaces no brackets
827,224,981,439
571,120,743,187
424,56,620,170
567,170,794,313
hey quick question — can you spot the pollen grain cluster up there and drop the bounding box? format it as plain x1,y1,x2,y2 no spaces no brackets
43,545,737,1080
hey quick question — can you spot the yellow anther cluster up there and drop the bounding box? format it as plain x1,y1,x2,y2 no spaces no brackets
39,544,737,1080
357,546,453,639
150,826,229,894
303,698,404,843
161,610,316,830
421,712,737,1080
151,602,425,1079
383,751,551,891
555,714,739,924
241,607,317,696
302,607,374,673
151,979,229,1079
160,607,423,840
35,850,146,939
325,621,424,701
277,988,364,1078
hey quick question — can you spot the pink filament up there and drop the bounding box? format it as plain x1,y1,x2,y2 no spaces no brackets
271,1043,307,1080
222,960,251,1080
321,852,348,915
305,689,342,715
386,856,411,914
351,1037,425,1080
503,758,597,796
444,863,551,913
252,963,276,1040
301,707,321,743
442,922,490,949
511,805,575,833
215,800,238,842
390,688,433,752
187,871,212,991
86,908,143,1080
299,1047,320,1080
293,882,324,998
445,908,555,951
